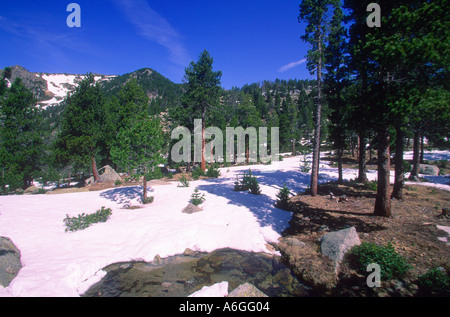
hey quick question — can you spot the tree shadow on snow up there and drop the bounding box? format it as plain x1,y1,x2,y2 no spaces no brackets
196,169,338,234
420,175,450,186
99,186,154,207
252,168,337,194
197,181,292,234
423,152,450,161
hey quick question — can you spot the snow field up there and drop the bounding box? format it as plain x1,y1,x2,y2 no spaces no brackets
0,159,295,296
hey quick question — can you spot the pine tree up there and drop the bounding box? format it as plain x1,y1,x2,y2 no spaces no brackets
344,0,449,216
279,93,298,153
297,89,314,139
254,92,268,119
0,77,44,191
190,187,206,206
299,0,334,196
181,50,222,172
235,93,262,164
235,93,262,128
343,0,379,184
324,0,348,184
345,0,396,216
274,92,282,116
266,89,274,111
54,73,104,183
102,79,150,166
387,0,449,187
111,116,166,202
275,183,291,211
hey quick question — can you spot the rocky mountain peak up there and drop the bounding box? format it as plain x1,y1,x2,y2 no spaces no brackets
1,66,117,108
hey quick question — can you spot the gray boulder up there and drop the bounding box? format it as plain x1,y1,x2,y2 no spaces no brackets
98,165,122,182
0,237,22,287
86,165,122,185
85,176,95,185
320,226,361,264
227,283,268,297
419,164,439,176
282,237,306,248
182,203,203,214
24,185,40,195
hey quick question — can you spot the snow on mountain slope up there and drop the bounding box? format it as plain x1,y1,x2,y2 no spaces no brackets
37,73,116,108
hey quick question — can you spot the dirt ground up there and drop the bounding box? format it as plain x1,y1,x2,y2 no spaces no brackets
283,180,450,296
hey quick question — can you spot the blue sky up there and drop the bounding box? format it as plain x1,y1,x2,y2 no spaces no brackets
0,0,313,89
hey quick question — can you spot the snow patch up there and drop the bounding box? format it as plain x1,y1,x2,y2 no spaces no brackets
37,73,116,108
188,281,229,297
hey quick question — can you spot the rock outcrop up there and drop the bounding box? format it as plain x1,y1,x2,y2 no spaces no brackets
0,237,22,287
24,185,41,195
320,226,361,264
2,66,48,100
277,237,338,294
227,283,268,297
418,164,440,176
182,203,203,214
277,227,361,294
86,165,122,185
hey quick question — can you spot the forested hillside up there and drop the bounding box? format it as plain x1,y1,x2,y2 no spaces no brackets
99,68,183,115
1,0,448,216
0,62,317,194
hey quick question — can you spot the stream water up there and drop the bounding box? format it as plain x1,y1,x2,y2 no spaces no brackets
83,248,311,297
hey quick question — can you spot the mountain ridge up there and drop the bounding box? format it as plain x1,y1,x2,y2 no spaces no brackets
0,65,181,109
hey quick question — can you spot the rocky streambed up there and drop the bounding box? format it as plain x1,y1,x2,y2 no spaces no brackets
82,248,311,297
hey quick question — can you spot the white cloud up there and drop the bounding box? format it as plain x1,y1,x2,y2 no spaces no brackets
278,58,307,72
112,0,190,68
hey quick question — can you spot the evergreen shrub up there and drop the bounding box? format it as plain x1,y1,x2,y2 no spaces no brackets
348,242,410,280
64,207,112,232
191,187,206,206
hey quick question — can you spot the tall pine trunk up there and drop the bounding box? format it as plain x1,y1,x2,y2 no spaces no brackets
351,138,355,157
409,130,420,181
374,127,391,217
420,135,425,164
392,126,404,200
358,66,369,184
143,174,148,202
337,147,343,184
310,38,322,197
23,176,32,190
358,133,368,183
91,154,100,183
